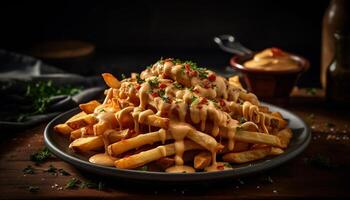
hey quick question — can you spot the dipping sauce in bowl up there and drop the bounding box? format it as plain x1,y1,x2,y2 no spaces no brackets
230,48,309,103
244,48,301,72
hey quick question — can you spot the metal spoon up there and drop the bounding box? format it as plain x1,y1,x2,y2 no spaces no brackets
213,34,253,56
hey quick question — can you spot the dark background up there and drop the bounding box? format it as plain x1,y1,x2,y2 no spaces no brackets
0,0,330,87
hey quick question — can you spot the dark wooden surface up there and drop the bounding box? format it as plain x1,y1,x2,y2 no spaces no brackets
0,89,349,200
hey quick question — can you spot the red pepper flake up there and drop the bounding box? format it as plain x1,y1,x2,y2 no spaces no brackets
185,64,191,72
217,164,224,170
208,74,216,82
189,70,198,77
271,47,283,57
135,84,141,90
204,82,211,89
151,92,159,97
200,97,208,104
219,99,226,107
159,83,167,89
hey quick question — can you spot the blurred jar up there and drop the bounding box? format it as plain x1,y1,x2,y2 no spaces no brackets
321,0,349,88
326,33,350,104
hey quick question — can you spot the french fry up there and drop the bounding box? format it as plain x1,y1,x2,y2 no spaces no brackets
222,147,271,163
114,140,202,169
70,125,94,140
67,114,97,130
233,131,283,148
275,128,293,148
144,115,169,129
69,136,104,152
108,129,171,156
54,124,73,135
270,147,284,155
79,100,101,114
93,121,111,136
102,73,121,89
194,151,211,169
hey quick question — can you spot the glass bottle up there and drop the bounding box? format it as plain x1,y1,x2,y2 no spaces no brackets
321,0,349,88
326,33,350,104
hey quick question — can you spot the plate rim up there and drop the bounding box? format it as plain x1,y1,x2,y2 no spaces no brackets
44,102,311,182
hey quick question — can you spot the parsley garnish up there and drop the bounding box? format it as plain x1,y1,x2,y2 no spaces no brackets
173,82,183,89
158,89,170,103
65,178,80,189
136,73,145,84
138,166,148,171
223,162,232,168
44,165,57,175
306,88,317,96
148,77,159,88
30,147,52,164
58,169,71,176
121,74,126,79
23,165,35,174
81,180,105,190
183,60,208,79
17,81,82,122
28,186,39,193
239,117,247,124
236,126,243,132
190,96,198,105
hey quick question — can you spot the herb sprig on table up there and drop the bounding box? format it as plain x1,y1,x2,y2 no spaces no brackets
17,81,82,122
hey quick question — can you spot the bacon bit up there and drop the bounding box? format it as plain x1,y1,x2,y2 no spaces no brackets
208,74,216,82
189,70,198,77
217,164,224,170
200,97,208,104
151,92,159,97
271,47,283,57
197,105,202,109
162,73,170,79
193,88,199,93
185,64,191,72
219,99,226,107
135,84,141,90
203,81,211,89
159,83,167,89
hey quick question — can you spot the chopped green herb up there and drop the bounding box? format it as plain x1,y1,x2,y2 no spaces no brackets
136,73,145,84
28,186,39,193
138,166,148,171
23,165,35,174
30,147,52,164
99,108,106,113
44,165,57,175
239,117,247,124
146,65,152,69
306,88,317,96
58,169,71,176
183,60,208,79
223,162,232,168
236,126,243,132
65,178,80,189
18,81,82,122
121,74,126,79
148,77,159,88
80,180,98,189
305,113,315,125
190,96,198,105
173,82,183,89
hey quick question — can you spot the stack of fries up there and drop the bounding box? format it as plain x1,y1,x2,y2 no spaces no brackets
54,58,292,173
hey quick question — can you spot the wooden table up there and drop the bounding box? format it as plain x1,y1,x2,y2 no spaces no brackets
1,89,349,200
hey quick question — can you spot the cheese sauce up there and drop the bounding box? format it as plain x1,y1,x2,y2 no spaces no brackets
89,58,280,171
244,48,300,71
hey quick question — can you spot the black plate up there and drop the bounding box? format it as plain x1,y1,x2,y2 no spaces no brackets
44,103,310,183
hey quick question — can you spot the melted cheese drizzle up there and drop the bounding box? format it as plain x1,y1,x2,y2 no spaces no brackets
89,58,279,171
